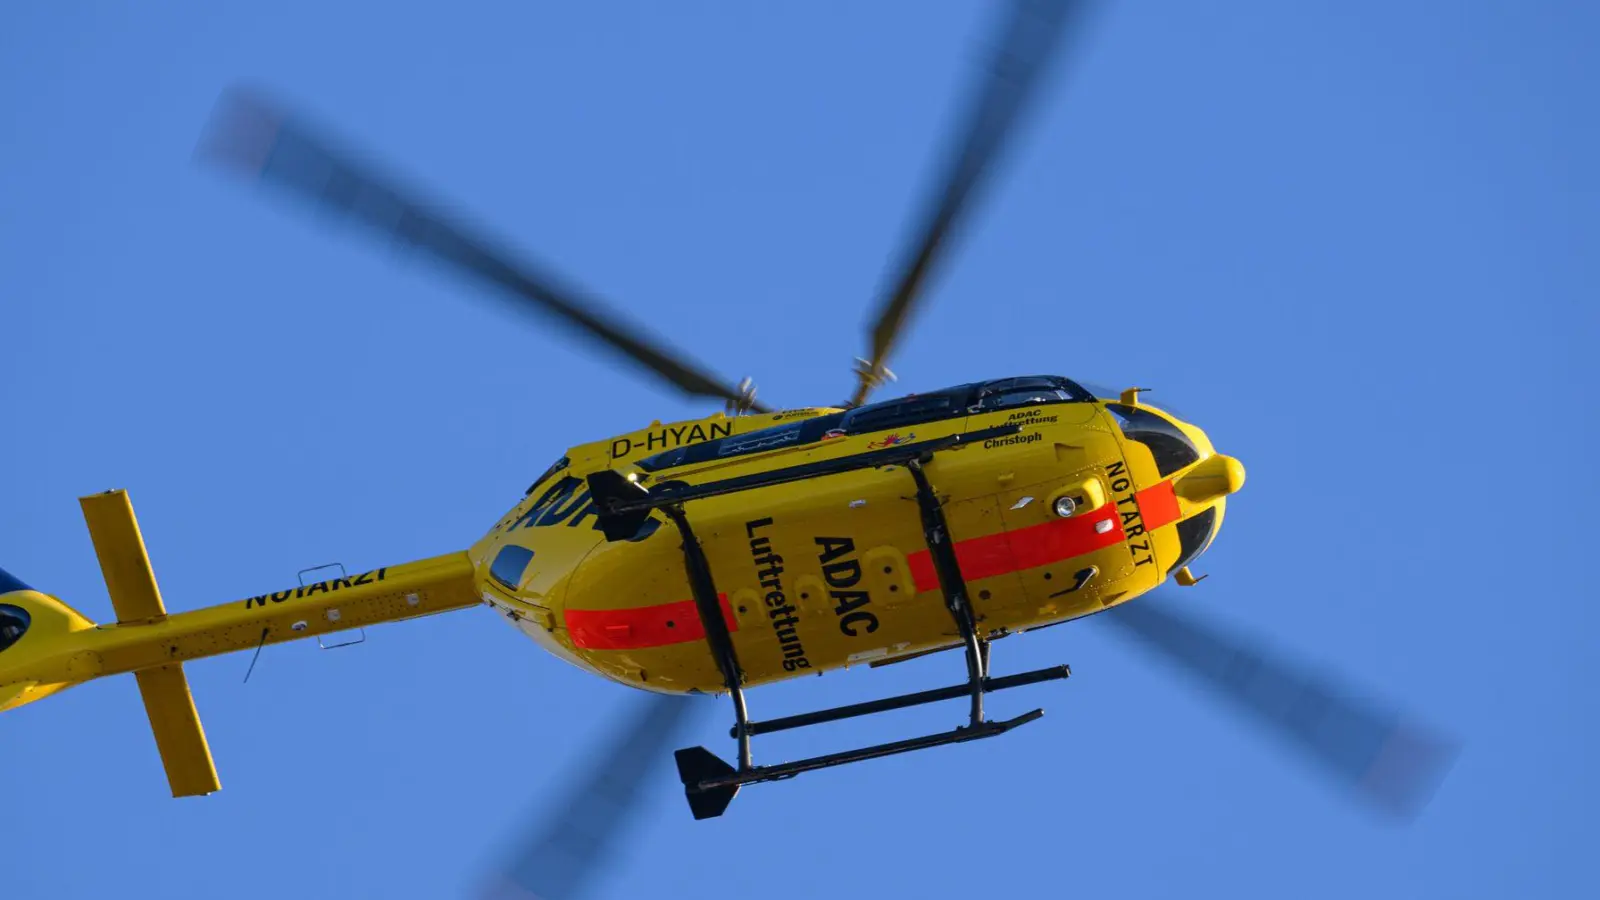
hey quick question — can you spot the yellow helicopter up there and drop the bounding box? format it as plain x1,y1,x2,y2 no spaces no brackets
0,2,1452,895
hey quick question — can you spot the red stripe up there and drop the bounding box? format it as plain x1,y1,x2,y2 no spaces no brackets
1136,480,1181,529
569,478,1185,651
908,503,1124,593
567,595,736,650
909,478,1182,591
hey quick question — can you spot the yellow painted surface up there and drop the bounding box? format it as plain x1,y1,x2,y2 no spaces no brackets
0,552,481,711
79,491,168,624
472,391,1244,695
1,383,1243,799
134,664,220,797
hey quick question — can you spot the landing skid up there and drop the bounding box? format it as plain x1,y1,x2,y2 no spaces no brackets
588,426,1072,819
676,710,1046,820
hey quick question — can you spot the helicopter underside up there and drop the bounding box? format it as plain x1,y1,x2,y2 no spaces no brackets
584,431,1082,818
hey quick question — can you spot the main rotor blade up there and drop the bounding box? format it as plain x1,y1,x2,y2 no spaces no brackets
1099,594,1458,819
482,692,708,900
850,0,1098,408
199,88,768,413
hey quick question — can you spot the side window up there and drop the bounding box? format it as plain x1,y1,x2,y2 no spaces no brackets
973,376,1095,412
842,388,971,435
490,545,536,590
1105,403,1201,476
975,377,1072,412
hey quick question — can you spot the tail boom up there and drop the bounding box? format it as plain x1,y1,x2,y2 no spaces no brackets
85,551,483,679
1,490,484,798
2,551,482,690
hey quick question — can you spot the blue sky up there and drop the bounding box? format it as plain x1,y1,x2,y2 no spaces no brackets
2,2,1595,897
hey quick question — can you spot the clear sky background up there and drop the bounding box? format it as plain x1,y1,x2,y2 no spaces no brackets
2,2,1595,898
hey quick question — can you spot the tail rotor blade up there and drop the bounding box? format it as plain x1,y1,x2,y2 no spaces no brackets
1099,594,1458,819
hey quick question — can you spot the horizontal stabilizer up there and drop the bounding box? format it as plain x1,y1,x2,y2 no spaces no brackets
80,490,168,624
80,491,219,796
135,663,220,797
7,488,483,800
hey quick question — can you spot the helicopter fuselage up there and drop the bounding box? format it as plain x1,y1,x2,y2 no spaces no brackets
470,376,1244,695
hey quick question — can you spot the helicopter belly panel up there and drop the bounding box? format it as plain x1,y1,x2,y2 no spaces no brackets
556,460,1035,692
766,490,1023,672
519,402,1191,694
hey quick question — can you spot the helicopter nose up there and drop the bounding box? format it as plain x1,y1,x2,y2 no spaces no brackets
1175,454,1246,505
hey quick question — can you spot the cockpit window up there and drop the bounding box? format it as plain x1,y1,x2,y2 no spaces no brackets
841,387,973,434
0,604,30,654
1168,508,1218,577
1105,403,1201,477
490,545,536,591
983,387,1065,409
973,376,1095,412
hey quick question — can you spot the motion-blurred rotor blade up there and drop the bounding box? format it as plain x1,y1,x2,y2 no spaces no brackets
850,0,1099,408
199,88,769,413
1099,594,1458,819
482,692,709,900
